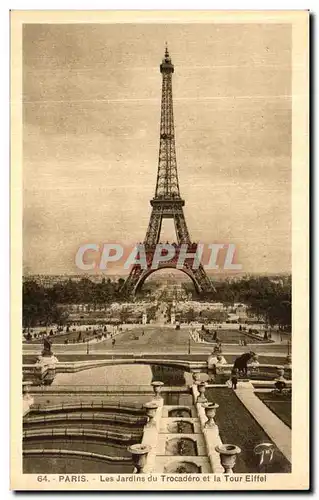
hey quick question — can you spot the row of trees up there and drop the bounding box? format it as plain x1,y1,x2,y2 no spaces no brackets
48,277,125,304
23,277,127,327
23,275,291,330
23,277,155,328
178,309,228,324
214,276,291,329
181,276,291,329
23,281,69,330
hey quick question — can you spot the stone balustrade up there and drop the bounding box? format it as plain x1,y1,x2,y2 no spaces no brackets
23,360,292,379
191,384,224,473
138,397,164,473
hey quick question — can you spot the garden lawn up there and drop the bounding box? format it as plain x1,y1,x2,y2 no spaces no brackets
205,387,291,473
255,391,291,428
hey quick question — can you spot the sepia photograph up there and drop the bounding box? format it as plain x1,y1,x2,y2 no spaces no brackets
10,10,309,491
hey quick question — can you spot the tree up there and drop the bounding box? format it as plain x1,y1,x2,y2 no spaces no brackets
23,280,69,328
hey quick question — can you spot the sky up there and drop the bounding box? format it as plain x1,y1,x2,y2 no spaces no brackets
23,22,291,275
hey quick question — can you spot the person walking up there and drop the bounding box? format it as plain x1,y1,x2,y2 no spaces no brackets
231,368,239,390
112,338,116,348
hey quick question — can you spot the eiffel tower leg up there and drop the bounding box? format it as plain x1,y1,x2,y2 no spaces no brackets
144,207,163,246
120,265,145,296
174,209,191,244
192,264,215,293
121,207,162,296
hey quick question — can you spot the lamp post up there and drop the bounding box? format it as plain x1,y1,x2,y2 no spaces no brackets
188,332,191,355
86,340,89,355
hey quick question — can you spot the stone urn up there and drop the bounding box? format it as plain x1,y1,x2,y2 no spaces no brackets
207,369,216,384
215,444,241,473
22,382,33,402
285,354,292,366
249,354,259,373
143,401,158,427
127,444,151,473
192,371,201,384
274,368,286,393
151,381,164,400
274,378,286,393
202,402,219,428
196,382,207,403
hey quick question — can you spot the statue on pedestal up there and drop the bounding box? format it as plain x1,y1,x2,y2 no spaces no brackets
36,337,58,369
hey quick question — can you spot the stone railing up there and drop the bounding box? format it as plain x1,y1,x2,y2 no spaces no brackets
23,359,292,391
23,427,139,443
29,401,145,412
23,448,131,463
194,363,292,383
22,381,34,417
140,399,163,473
191,384,223,473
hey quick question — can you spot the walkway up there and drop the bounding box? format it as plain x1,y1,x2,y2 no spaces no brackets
235,385,291,462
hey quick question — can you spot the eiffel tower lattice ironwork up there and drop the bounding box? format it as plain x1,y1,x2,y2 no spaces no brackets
121,47,213,296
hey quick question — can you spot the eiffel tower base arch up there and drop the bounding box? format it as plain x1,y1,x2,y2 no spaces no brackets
121,260,214,297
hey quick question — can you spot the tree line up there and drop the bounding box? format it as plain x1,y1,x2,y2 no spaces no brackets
209,276,291,329
23,275,291,330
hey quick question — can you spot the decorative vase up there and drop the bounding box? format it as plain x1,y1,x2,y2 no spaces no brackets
215,444,241,473
127,444,151,473
202,402,219,428
274,378,286,393
274,368,286,393
196,382,207,403
192,371,201,384
207,368,216,383
151,381,164,400
22,382,32,401
143,401,158,427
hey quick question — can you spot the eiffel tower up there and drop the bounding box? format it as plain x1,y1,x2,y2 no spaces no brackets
121,47,213,296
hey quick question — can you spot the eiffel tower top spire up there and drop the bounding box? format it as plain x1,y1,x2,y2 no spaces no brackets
153,47,182,202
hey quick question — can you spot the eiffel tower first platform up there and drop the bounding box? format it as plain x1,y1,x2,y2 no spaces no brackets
121,47,214,296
